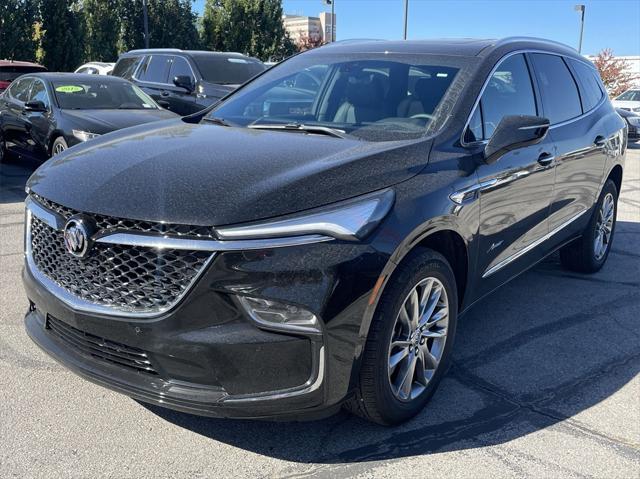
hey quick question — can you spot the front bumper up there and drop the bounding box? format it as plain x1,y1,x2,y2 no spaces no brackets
23,234,387,419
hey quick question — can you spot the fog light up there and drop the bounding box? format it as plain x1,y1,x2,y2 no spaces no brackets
238,296,321,334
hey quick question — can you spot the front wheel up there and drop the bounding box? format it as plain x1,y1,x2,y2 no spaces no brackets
560,179,618,273
346,249,458,425
51,136,68,156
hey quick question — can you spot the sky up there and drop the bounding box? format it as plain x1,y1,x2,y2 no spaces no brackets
192,0,640,56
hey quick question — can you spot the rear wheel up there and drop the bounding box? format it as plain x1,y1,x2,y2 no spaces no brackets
346,249,458,425
51,136,68,156
560,179,618,273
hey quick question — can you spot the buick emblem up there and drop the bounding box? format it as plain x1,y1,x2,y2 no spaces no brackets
63,216,94,258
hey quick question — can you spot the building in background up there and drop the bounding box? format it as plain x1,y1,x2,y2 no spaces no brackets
283,12,336,46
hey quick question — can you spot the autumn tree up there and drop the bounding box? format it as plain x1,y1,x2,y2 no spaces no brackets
592,49,639,97
296,33,323,52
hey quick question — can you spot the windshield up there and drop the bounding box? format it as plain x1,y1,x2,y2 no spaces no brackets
616,90,640,101
52,80,159,110
193,55,266,85
206,53,466,142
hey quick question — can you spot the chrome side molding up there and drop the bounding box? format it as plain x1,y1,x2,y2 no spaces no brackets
482,208,588,278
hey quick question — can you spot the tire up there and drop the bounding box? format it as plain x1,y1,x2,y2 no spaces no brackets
346,248,458,425
51,136,68,156
0,131,8,163
560,179,618,274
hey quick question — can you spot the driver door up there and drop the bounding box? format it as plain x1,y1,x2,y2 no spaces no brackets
469,53,556,295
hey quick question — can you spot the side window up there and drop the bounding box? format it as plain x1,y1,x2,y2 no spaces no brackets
169,56,194,82
480,54,537,138
112,56,142,80
76,67,88,74
569,59,604,112
137,55,171,83
8,78,33,102
530,53,582,124
28,80,50,108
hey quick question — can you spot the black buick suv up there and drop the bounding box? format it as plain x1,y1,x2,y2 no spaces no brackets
23,38,626,425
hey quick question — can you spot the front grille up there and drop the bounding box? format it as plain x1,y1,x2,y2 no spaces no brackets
32,194,217,238
30,216,211,314
46,316,158,375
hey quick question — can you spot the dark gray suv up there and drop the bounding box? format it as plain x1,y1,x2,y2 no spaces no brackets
23,38,626,425
112,49,265,115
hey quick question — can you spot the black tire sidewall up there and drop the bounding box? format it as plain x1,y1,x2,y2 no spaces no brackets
370,250,458,424
51,137,68,156
587,180,618,270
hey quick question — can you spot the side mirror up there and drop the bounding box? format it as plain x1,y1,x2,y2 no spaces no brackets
484,115,550,164
173,75,194,93
24,100,47,112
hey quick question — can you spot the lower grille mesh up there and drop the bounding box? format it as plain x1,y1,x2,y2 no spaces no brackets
47,316,158,375
30,216,211,314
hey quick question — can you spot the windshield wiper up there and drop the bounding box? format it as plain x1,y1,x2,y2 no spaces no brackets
247,122,347,138
202,116,233,127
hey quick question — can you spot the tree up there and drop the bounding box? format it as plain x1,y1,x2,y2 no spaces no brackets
295,33,323,52
201,0,297,61
592,49,639,98
0,0,38,61
39,0,85,70
83,0,120,61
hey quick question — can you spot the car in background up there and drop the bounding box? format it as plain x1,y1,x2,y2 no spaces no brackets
112,49,266,115
0,73,176,163
0,60,47,93
617,107,640,141
612,88,640,112
74,62,115,75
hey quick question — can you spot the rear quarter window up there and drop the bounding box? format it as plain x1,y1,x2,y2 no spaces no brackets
113,56,143,80
569,59,604,112
530,53,582,124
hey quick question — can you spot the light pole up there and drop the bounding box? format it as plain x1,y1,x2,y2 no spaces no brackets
324,0,335,42
403,0,409,40
142,0,150,48
574,4,585,54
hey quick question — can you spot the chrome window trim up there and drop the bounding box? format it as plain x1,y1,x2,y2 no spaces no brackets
460,49,607,148
482,208,588,278
132,54,198,88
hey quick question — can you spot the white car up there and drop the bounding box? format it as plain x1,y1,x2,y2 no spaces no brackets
74,62,115,75
611,88,640,113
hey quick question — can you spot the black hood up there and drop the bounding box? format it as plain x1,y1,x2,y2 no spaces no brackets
61,108,178,135
28,119,430,226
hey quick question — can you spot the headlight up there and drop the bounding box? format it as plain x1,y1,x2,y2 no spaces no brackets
72,130,101,142
628,117,640,127
216,189,395,242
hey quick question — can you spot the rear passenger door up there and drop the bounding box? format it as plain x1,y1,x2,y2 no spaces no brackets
529,53,609,234
468,53,557,292
133,55,172,104
1,77,34,152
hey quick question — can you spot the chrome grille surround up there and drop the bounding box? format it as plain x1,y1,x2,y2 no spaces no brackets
26,195,216,317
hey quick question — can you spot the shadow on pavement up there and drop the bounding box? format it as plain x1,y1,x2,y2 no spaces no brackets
142,220,640,463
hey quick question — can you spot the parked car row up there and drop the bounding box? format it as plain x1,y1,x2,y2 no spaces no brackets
0,49,267,163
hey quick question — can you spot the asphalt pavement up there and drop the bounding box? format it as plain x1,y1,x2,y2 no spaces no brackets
1,146,639,478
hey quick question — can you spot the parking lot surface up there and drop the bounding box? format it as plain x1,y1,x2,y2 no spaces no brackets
1,147,639,478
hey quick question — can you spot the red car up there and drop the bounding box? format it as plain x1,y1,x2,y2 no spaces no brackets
0,60,47,93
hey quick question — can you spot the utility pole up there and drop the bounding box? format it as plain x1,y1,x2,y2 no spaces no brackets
574,4,585,54
143,0,150,49
403,0,409,40
324,0,335,42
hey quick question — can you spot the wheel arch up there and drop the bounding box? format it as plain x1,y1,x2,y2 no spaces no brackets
606,164,623,196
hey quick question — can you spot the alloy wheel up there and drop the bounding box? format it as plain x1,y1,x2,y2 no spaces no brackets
388,277,449,402
594,192,614,261
53,142,66,155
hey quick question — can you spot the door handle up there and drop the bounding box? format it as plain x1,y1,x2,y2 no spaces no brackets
594,136,606,148
537,152,555,166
